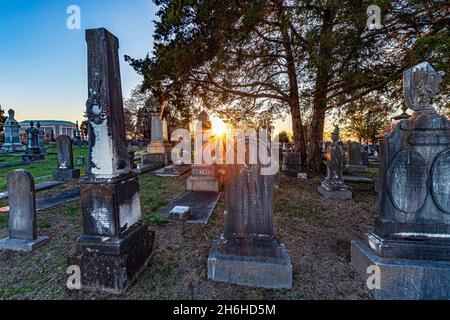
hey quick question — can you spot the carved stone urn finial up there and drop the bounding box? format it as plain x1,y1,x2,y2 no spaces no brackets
403,62,445,113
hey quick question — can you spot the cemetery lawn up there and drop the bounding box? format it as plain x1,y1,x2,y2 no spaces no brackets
0,146,89,191
0,171,376,300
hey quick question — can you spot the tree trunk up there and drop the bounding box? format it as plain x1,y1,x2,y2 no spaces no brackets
279,4,307,165
305,5,334,172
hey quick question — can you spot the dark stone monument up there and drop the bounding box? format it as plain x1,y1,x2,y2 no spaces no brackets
68,28,155,294
351,62,450,299
317,125,352,200
36,122,47,154
282,152,302,176
0,170,49,252
52,135,80,181
207,146,292,288
22,121,45,162
1,109,26,153
346,141,367,173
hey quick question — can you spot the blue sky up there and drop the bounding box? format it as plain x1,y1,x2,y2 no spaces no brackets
0,0,157,123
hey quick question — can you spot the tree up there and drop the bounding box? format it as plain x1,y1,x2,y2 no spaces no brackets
127,0,449,171
123,86,155,139
278,130,291,143
80,120,88,138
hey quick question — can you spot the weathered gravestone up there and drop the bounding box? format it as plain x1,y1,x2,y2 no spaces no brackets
317,125,352,200
0,170,49,252
208,146,292,289
146,97,171,167
52,135,80,181
1,109,26,153
282,152,302,177
68,28,155,294
187,111,223,192
351,62,450,299
22,121,45,162
346,141,367,173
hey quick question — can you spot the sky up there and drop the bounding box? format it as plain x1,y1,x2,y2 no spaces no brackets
0,0,157,123
0,0,293,134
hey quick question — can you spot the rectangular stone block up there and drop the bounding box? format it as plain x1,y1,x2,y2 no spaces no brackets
0,236,49,252
208,238,293,289
168,206,191,221
69,222,155,294
351,240,450,300
52,168,80,181
317,185,352,200
187,176,221,192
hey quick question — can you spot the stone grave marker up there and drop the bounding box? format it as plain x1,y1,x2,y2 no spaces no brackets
317,125,352,200
52,135,80,181
0,170,49,252
351,62,450,299
68,28,155,294
1,109,26,153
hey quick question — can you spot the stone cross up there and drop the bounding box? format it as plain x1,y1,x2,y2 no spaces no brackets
0,170,48,252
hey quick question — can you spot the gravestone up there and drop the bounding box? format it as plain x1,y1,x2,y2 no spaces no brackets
0,170,49,251
36,122,47,154
187,111,223,192
1,109,26,153
52,135,80,181
22,121,45,162
317,126,352,200
68,28,155,294
207,146,292,288
282,152,302,176
346,141,367,173
351,62,450,299
146,98,171,165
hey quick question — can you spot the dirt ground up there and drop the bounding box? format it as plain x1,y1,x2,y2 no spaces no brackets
0,171,377,300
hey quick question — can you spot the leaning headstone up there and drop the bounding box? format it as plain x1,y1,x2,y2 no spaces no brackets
52,135,80,181
208,148,293,288
351,62,450,299
0,170,49,252
317,126,352,200
22,121,45,162
1,109,26,153
68,28,155,294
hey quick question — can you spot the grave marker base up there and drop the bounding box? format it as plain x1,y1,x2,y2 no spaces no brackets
52,168,80,181
0,236,49,252
69,221,155,294
351,240,450,300
208,236,293,289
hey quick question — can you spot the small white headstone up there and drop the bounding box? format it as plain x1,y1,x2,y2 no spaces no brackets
297,172,308,180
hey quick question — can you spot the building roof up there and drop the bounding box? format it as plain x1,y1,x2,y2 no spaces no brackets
19,120,77,126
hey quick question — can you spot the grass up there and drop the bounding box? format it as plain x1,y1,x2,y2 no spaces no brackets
0,145,89,191
0,171,376,300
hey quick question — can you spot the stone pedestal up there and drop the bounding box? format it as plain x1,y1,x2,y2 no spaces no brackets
208,163,292,289
351,62,450,300
69,28,155,294
317,185,352,200
187,164,222,192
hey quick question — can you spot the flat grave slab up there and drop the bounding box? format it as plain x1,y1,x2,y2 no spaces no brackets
162,191,220,224
0,180,65,201
155,164,191,177
343,174,374,184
